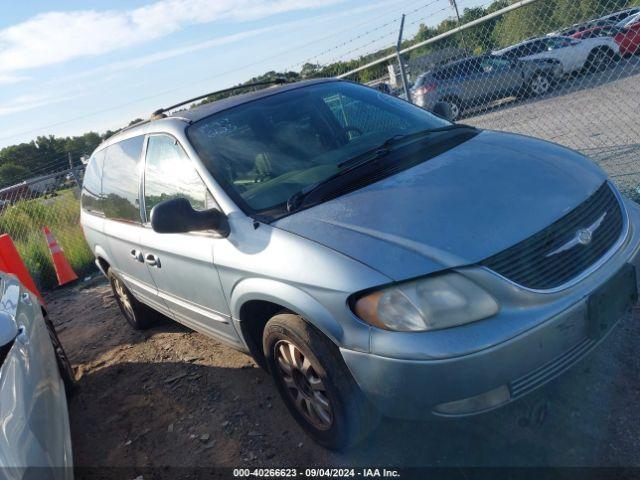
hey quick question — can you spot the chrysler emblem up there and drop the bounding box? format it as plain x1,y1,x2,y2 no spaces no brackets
545,212,606,257
576,228,593,245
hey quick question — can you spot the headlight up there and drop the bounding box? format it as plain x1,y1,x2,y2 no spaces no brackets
352,272,499,332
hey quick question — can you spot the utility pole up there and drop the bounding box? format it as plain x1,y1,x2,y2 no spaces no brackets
449,0,468,52
396,14,411,103
67,152,81,189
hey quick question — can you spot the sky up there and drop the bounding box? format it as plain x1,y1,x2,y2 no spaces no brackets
0,0,482,148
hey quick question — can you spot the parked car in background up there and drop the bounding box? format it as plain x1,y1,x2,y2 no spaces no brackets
616,10,640,28
82,78,640,449
571,25,625,40
410,55,558,120
598,6,640,24
616,22,640,56
554,18,617,37
0,272,74,478
494,35,619,75
552,7,640,37
570,24,640,57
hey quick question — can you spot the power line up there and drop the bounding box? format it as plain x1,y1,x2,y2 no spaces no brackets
286,0,443,70
0,0,429,144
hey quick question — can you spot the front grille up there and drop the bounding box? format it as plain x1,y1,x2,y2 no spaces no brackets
482,182,624,290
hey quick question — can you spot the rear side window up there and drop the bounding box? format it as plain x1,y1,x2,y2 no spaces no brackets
143,135,209,219
514,41,544,57
81,150,104,215
101,136,144,223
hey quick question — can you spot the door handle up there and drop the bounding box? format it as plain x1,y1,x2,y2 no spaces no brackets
145,254,161,268
130,249,144,262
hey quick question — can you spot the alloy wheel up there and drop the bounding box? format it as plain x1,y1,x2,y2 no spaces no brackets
113,277,135,322
275,340,333,430
531,74,550,95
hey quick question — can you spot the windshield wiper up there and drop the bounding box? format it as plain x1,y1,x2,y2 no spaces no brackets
337,124,467,169
286,124,471,213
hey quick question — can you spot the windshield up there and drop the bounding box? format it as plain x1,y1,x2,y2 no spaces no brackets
187,81,449,215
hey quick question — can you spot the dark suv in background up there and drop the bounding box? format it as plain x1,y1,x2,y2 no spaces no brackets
410,55,559,120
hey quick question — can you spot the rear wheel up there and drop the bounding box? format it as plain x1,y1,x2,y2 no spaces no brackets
108,270,157,330
263,313,379,450
43,315,76,395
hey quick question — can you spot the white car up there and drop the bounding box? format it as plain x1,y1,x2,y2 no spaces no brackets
494,35,619,75
605,7,640,25
617,11,640,28
0,272,74,479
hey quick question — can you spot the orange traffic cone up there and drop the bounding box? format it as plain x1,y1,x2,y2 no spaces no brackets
0,233,45,304
43,227,78,286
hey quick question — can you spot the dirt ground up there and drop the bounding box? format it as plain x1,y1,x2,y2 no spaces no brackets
46,277,640,478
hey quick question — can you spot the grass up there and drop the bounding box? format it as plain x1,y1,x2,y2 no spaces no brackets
0,189,95,290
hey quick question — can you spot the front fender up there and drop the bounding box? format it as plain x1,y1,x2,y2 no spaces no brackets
230,277,345,345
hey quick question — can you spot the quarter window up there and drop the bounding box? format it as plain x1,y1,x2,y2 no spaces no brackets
144,135,209,219
81,150,104,215
101,136,144,223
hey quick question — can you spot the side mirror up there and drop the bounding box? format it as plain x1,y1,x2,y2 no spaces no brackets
150,198,230,236
432,101,454,121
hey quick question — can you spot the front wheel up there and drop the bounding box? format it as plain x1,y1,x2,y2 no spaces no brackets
44,315,76,395
108,270,157,330
527,73,551,97
263,314,379,450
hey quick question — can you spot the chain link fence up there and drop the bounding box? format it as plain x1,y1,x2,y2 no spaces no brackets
0,166,94,290
339,0,640,200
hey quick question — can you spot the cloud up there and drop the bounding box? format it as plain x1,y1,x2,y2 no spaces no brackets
0,0,341,73
48,0,402,86
0,92,85,116
54,26,278,84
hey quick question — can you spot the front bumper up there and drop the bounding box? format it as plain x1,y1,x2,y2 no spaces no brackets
341,199,640,419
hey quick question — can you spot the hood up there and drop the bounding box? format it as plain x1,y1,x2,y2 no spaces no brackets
273,130,607,281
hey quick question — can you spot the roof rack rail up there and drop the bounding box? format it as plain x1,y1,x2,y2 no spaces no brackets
106,118,153,139
151,78,288,117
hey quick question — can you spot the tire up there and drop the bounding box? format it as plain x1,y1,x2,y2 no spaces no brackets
44,315,77,395
585,48,615,73
263,314,380,450
527,72,551,97
108,270,157,330
441,97,462,121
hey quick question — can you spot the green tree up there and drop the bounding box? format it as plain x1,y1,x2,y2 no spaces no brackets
0,163,29,187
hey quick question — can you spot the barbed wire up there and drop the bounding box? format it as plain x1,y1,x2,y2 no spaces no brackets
285,0,448,71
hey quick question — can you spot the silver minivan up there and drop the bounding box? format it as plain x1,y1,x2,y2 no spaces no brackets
80,79,640,449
